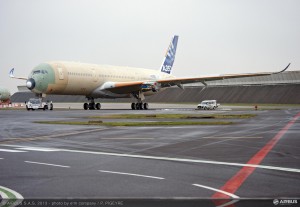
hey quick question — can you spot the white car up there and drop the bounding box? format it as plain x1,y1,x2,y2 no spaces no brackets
26,98,53,111
197,100,220,110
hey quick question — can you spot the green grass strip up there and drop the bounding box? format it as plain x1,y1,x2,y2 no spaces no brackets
89,114,255,119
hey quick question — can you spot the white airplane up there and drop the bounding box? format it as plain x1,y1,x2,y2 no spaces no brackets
9,35,290,110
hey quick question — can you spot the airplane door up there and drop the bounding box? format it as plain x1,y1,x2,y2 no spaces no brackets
91,68,98,82
58,67,64,80
49,63,68,93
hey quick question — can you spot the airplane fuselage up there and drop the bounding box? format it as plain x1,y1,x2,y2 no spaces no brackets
27,61,174,98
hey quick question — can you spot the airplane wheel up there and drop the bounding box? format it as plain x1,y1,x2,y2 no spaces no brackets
135,103,140,110
89,103,95,110
83,103,88,110
131,103,136,110
143,103,149,110
139,103,143,110
96,103,101,110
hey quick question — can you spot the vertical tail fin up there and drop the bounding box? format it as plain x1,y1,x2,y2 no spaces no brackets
160,35,179,74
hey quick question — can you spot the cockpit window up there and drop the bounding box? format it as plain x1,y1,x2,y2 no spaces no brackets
32,70,48,75
33,70,41,75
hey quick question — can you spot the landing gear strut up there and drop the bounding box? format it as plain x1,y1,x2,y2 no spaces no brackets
131,92,149,110
83,97,101,110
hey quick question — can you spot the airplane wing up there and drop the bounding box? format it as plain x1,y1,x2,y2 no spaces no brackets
158,63,290,87
9,68,28,80
157,34,290,87
104,63,290,94
104,81,144,94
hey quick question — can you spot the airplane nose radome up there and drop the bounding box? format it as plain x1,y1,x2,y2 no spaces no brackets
26,78,36,90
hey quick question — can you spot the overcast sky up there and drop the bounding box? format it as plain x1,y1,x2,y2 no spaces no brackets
1,0,299,93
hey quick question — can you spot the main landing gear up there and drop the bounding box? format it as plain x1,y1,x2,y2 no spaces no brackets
131,91,149,110
83,97,101,110
131,102,149,110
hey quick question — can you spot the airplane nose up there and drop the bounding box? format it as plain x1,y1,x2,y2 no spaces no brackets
26,78,36,90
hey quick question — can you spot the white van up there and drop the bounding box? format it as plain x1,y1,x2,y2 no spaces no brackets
197,100,220,110
26,98,53,111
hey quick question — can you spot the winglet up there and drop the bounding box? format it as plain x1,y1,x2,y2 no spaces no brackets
9,68,15,78
273,63,291,74
160,35,179,74
9,68,27,80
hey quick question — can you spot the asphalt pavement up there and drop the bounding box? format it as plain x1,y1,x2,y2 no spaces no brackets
0,103,299,207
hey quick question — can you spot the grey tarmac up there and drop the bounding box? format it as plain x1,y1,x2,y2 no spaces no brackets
0,103,299,207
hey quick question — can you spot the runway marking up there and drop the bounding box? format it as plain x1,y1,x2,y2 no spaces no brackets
16,147,60,152
202,137,263,139
61,149,300,173
99,170,164,180
193,184,239,198
0,186,23,199
100,138,154,140
40,128,109,139
0,128,109,144
0,188,9,198
193,184,239,207
0,149,27,152
200,136,264,147
212,112,300,202
285,110,291,115
3,144,300,173
0,185,24,207
25,161,70,168
215,200,239,207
